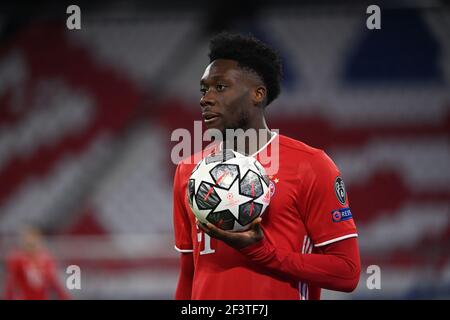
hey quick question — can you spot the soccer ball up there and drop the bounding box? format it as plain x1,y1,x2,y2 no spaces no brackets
187,149,271,232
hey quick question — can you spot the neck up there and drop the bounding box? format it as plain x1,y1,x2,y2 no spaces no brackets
223,114,272,156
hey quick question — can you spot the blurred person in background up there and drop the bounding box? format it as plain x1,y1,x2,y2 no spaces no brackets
4,225,70,300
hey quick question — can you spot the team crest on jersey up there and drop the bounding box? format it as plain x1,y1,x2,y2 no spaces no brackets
269,180,276,197
334,176,347,205
331,207,353,222
268,175,279,197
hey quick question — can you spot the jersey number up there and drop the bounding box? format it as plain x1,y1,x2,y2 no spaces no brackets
198,229,215,255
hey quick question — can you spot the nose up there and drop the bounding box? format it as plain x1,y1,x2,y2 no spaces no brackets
200,92,216,109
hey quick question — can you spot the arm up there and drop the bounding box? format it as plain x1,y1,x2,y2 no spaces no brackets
198,219,360,292
49,278,70,300
46,257,70,300
240,235,360,292
198,150,361,293
175,252,194,299
4,258,17,300
49,274,70,300
172,163,195,299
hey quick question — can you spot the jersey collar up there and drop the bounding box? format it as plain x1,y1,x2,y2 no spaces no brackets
218,131,278,158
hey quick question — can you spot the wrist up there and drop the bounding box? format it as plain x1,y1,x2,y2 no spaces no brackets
239,237,266,253
239,237,276,265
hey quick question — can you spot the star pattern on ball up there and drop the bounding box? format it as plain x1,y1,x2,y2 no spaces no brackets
254,189,270,216
192,191,212,224
188,149,271,231
193,161,217,194
212,177,254,219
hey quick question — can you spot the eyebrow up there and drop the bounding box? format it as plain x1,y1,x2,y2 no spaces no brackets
200,75,227,85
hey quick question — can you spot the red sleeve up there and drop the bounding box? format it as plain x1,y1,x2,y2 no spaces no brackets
299,150,357,247
174,252,194,300
240,237,361,292
173,163,195,299
173,163,194,252
45,256,70,300
4,255,18,300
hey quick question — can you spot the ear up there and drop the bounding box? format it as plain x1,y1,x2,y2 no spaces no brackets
253,86,267,106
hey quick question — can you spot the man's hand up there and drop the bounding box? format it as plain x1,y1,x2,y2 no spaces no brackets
197,217,264,250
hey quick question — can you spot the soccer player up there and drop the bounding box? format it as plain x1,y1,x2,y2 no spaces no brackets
4,225,70,300
173,32,360,299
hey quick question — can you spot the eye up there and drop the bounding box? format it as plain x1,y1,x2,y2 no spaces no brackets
216,84,226,92
200,86,208,96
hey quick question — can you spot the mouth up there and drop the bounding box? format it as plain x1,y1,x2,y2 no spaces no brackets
202,112,221,125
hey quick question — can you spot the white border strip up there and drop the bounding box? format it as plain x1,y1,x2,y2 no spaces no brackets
174,245,194,253
218,131,278,157
299,235,313,300
250,131,278,157
314,233,358,247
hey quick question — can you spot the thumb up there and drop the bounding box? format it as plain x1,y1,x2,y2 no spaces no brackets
250,217,262,232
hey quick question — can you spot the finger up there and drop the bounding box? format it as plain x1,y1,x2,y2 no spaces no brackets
250,217,264,237
250,217,262,229
253,217,262,225
197,220,226,240
196,220,210,233
205,222,230,240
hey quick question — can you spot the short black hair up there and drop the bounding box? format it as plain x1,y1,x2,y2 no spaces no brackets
208,32,282,106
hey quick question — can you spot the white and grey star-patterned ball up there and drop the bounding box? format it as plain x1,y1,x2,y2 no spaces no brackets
187,149,271,232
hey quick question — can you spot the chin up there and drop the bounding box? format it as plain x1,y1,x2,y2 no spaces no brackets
204,122,224,134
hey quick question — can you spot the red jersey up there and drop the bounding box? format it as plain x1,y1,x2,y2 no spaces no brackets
173,133,358,299
4,249,69,300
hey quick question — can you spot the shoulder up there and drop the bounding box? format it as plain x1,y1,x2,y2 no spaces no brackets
40,250,57,266
278,134,321,155
278,134,340,174
6,250,23,263
278,134,329,161
6,250,31,267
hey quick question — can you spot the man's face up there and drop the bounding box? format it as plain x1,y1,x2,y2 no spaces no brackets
21,227,42,252
200,59,254,135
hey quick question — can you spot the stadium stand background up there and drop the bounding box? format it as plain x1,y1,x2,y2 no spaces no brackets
0,0,449,299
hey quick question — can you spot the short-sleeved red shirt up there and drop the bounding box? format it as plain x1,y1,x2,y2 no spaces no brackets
173,133,358,299
5,249,69,300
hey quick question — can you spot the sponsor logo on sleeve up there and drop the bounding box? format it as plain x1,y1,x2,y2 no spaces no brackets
331,207,353,222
